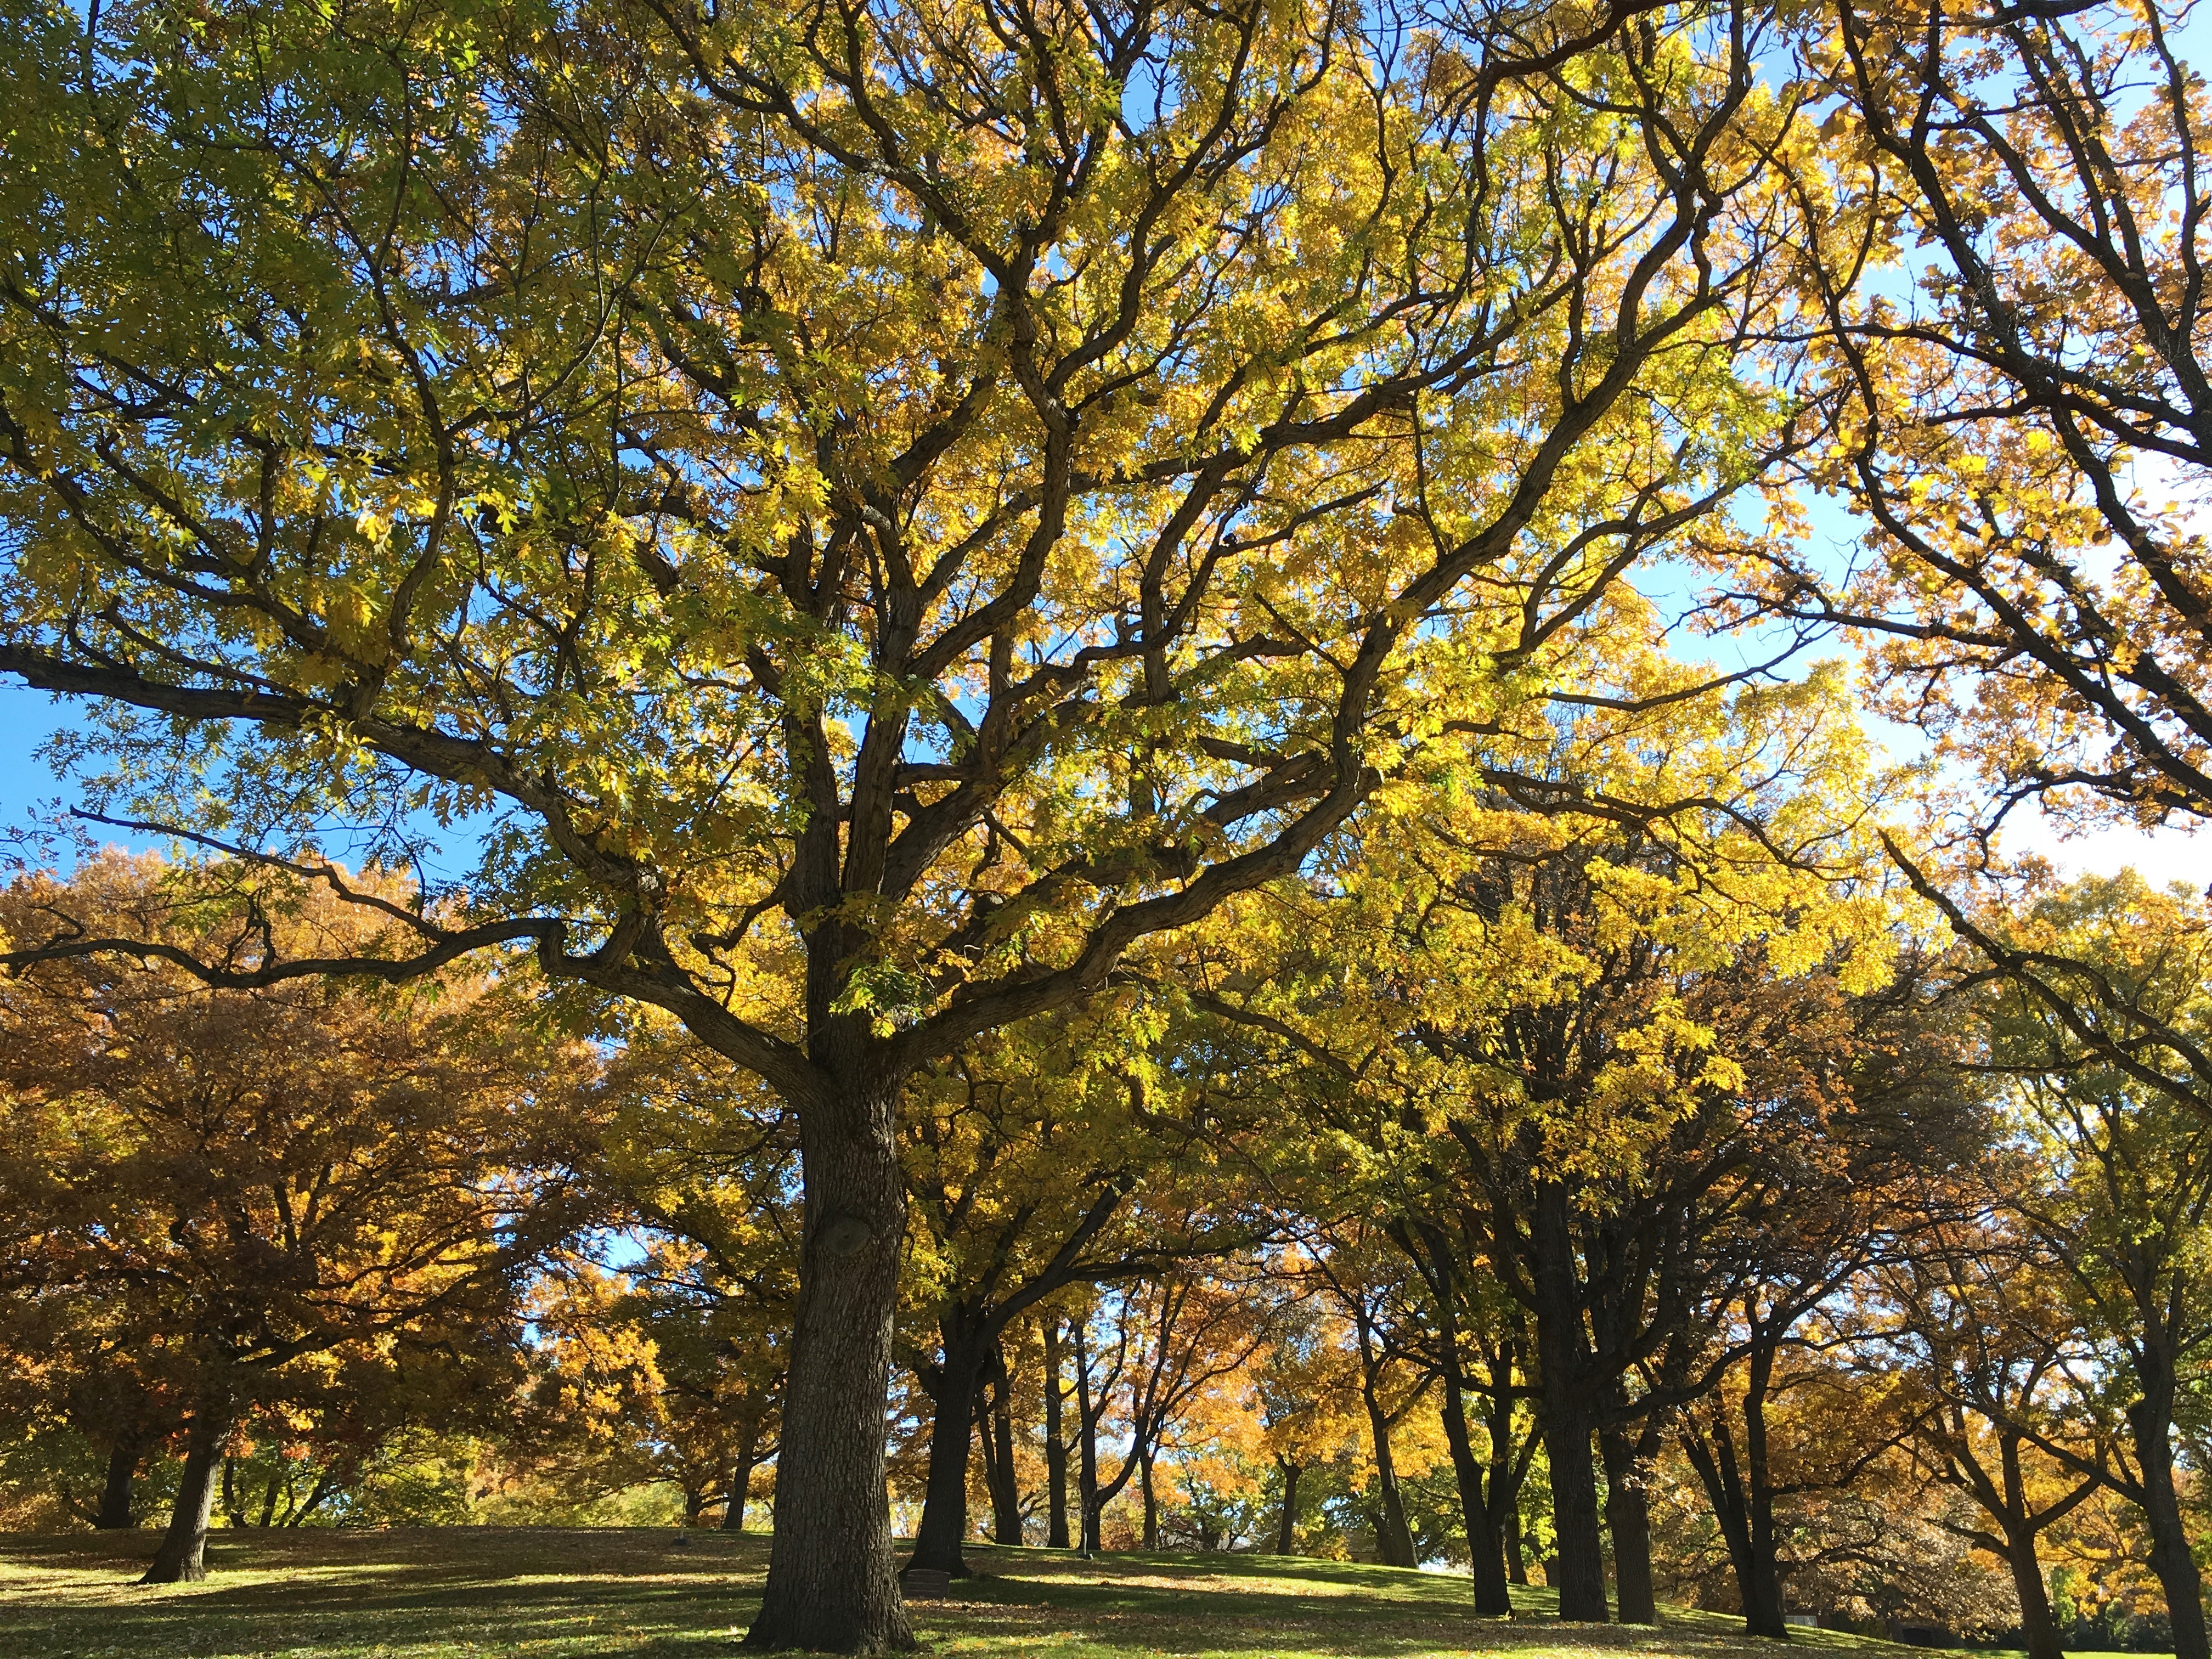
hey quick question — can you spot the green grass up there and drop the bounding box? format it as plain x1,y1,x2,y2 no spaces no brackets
0,1526,1926,1658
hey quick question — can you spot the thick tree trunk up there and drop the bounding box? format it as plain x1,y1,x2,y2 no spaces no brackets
1536,1383,1607,1620
1505,1513,1527,1584
909,1325,989,1577
2006,1532,2064,1659
94,1435,140,1530
2129,1387,2209,1659
1276,1460,1302,1555
1530,1180,1607,1623
1740,1347,1789,1640
1745,1481,1787,1637
1044,1319,1070,1549
744,1065,915,1654
142,1408,227,1584
1600,1425,1656,1624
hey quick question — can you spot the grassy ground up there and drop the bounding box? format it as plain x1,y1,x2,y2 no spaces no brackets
0,1526,1931,1659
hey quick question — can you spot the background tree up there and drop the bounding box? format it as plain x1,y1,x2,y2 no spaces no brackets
0,854,597,1581
1249,1280,1367,1558
1883,1211,2104,1659
591,1023,800,1532
896,990,1263,1576
1199,659,1901,1620
1963,876,2212,1659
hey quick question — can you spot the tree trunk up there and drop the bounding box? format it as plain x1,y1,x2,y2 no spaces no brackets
2129,1385,2209,1659
1415,1226,1514,1616
1438,1347,1511,1614
1740,1346,1789,1640
94,1435,140,1530
1275,1460,1302,1555
722,1416,762,1533
1353,1307,1417,1569
1528,1180,1607,1622
1672,1415,1760,1637
1044,1319,1070,1550
986,1341,1023,1545
1074,1321,1101,1555
1536,1385,1607,1620
1600,1424,1656,1624
142,1407,227,1584
744,1065,915,1654
1486,1388,1531,1602
909,1325,989,1577
1139,1443,1158,1551
2006,1531,2064,1659
722,1464,752,1534
1362,1396,1417,1566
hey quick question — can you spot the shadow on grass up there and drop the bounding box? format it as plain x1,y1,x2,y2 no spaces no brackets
0,1528,1920,1659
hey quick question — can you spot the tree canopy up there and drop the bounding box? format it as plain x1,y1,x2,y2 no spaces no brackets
6,2,2212,1655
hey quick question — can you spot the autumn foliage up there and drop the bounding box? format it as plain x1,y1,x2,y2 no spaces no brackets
3,1,2212,1656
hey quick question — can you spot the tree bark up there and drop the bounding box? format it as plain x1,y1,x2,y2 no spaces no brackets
1599,1424,1656,1624
1044,1319,1070,1549
93,1435,140,1531
1680,1403,1787,1638
744,1065,915,1654
1741,1354,1788,1641
1486,1383,1532,1603
2129,1383,2209,1659
1275,1460,1302,1555
142,1407,227,1584
1437,1347,1513,1613
1531,1183,1608,1622
909,1325,989,1577
2006,1531,2064,1659
1539,1404,1607,1622
1681,1417,1756,1619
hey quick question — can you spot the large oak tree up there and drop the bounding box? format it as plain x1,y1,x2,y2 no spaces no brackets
0,1,1819,1644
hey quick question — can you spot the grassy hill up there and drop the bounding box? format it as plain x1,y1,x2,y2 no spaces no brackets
0,1526,1943,1659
